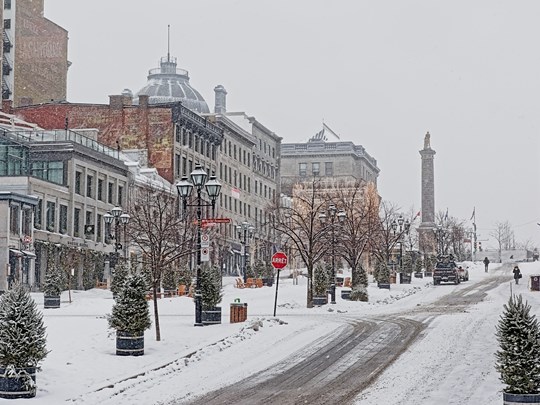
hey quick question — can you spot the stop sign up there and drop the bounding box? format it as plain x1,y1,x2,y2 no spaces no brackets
271,251,288,269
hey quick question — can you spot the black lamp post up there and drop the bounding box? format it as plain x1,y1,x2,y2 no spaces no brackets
176,164,221,327
237,221,254,283
104,206,130,266
319,204,346,304
391,215,411,271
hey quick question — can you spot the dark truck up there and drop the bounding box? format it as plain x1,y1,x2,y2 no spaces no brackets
433,255,460,285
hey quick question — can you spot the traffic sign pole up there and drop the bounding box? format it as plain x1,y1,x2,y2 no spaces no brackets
271,251,288,316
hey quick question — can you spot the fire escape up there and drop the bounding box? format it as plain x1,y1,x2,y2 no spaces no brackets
2,28,13,100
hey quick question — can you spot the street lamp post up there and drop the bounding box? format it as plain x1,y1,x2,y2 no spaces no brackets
391,215,411,271
104,206,131,266
237,222,254,284
176,164,222,327
319,204,346,304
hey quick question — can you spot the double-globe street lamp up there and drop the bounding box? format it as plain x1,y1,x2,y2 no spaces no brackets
104,206,131,266
319,204,346,304
390,215,411,272
176,164,222,327
237,222,254,283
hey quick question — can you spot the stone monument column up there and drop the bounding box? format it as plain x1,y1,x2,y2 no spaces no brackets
418,132,436,254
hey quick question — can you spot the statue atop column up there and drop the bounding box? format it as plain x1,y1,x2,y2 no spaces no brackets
423,131,431,149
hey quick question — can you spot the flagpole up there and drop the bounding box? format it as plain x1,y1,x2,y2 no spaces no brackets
471,207,476,262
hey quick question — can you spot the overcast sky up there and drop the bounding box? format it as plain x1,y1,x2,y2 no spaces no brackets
45,0,540,249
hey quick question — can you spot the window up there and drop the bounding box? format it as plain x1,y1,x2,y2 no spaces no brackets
325,162,333,176
0,144,27,175
22,208,32,236
97,214,102,242
118,185,124,206
74,208,80,237
46,201,55,232
86,175,93,197
4,19,10,29
175,125,180,143
97,179,104,201
4,0,11,10
234,145,237,160
312,162,320,176
31,161,64,185
299,163,307,177
182,128,188,145
59,205,68,234
255,181,258,194
34,200,42,229
74,171,82,194
108,182,114,204
175,154,181,177
9,205,19,234
182,156,187,176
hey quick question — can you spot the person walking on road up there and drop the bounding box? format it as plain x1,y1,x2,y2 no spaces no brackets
513,265,522,285
483,257,490,273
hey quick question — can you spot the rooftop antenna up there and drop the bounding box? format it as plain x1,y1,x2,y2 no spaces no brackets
167,24,170,62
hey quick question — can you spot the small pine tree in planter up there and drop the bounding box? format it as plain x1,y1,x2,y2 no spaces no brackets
108,273,151,356
424,254,435,277
376,258,390,286
414,256,424,278
110,260,130,298
199,264,223,325
350,265,368,302
313,263,330,305
43,267,64,309
0,284,47,398
495,294,540,403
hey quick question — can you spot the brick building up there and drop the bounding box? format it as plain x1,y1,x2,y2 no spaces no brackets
3,0,69,106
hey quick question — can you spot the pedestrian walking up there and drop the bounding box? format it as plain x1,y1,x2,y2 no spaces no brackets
483,257,490,273
513,265,522,285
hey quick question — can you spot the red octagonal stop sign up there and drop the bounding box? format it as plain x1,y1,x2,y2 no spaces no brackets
271,251,288,269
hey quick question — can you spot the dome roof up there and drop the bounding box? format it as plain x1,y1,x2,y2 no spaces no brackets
134,56,209,114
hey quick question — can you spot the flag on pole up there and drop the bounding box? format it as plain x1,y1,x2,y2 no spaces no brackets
415,211,421,218
470,207,476,221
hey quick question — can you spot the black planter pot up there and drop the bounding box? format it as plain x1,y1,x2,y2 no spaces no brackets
399,273,412,284
503,391,540,404
313,296,328,306
424,271,433,277
116,331,144,356
44,295,60,309
202,306,222,325
341,289,352,300
414,272,424,278
262,277,274,287
0,367,36,399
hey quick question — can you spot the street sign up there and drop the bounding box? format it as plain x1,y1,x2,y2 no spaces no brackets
201,247,210,262
202,218,231,225
271,251,288,269
201,233,210,248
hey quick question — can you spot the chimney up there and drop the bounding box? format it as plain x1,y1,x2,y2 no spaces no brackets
139,94,149,109
109,95,123,109
214,85,227,114
121,89,133,106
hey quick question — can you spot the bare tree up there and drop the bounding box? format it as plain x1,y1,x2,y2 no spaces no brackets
491,220,514,262
331,181,379,301
127,183,193,341
272,178,329,308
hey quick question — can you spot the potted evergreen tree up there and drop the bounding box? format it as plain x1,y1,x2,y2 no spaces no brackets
376,258,391,289
43,267,63,309
413,256,424,278
0,284,47,398
312,263,329,306
108,273,151,356
424,254,435,277
495,294,540,404
110,260,130,298
200,264,223,325
400,252,413,284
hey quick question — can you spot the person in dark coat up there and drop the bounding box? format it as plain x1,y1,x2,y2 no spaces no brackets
483,257,490,273
513,265,521,285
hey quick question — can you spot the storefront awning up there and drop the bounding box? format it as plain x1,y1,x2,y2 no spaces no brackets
22,250,36,258
9,249,23,257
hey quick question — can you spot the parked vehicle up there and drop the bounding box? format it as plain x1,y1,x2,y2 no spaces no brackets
456,264,469,282
433,255,460,285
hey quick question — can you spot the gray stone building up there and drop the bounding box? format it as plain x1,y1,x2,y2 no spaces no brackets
280,124,379,195
205,86,282,275
0,119,129,291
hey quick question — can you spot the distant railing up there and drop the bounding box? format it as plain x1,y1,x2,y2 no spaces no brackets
1,129,120,159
